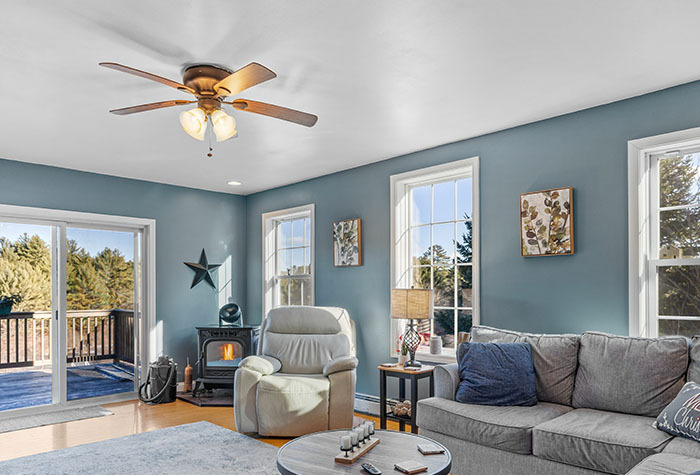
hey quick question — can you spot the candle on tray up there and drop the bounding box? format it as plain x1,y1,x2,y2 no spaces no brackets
350,430,359,448
341,435,352,450
355,428,365,444
362,423,369,439
369,421,375,435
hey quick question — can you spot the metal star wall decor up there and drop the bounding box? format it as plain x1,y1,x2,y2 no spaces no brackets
184,249,221,290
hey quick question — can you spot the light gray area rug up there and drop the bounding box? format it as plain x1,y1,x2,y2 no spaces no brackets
0,420,279,474
0,406,113,434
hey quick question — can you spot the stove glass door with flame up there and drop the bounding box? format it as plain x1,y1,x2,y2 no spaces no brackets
205,340,243,368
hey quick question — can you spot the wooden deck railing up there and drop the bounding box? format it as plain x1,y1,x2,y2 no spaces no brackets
0,309,134,370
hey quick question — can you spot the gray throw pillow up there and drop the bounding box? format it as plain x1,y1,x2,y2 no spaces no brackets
655,382,700,442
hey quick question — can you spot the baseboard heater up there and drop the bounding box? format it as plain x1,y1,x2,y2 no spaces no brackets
354,393,400,417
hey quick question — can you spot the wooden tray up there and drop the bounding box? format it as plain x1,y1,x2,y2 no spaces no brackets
334,438,380,464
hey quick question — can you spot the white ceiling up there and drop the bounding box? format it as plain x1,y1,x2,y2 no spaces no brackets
2,1,700,195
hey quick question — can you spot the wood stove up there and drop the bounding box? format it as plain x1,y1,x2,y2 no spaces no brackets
194,324,258,391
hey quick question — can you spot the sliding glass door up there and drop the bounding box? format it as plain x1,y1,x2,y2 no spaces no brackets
0,206,152,415
64,227,140,402
0,221,55,411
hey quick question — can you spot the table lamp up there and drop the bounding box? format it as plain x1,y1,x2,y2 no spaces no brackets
391,288,433,368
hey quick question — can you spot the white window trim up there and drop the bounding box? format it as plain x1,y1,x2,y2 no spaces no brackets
628,126,700,337
390,157,480,362
262,204,315,318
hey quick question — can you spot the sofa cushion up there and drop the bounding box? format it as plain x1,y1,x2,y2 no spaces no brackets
626,453,700,475
456,342,537,406
416,396,571,455
256,373,330,436
471,325,579,405
532,408,673,474
571,332,688,417
655,382,700,442
687,336,700,383
471,325,520,343
663,436,700,459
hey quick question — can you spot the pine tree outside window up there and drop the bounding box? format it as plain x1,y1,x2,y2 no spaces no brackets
391,158,479,361
630,130,700,338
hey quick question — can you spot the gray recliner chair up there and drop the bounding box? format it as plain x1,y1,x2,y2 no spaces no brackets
233,306,358,436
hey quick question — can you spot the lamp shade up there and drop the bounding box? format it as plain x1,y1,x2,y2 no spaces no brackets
390,288,432,320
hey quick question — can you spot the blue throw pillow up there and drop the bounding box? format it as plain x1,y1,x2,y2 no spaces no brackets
455,342,537,406
654,382,700,442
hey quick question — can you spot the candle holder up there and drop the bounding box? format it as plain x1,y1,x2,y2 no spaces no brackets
334,427,381,465
358,428,367,445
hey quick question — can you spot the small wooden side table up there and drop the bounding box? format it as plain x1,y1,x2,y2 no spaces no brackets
378,364,435,434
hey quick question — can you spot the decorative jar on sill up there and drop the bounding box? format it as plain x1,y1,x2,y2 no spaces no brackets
430,336,443,355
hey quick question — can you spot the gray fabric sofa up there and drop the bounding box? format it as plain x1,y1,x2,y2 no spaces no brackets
416,326,700,475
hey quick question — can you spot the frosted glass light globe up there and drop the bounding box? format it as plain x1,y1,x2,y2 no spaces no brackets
179,107,207,140
211,109,237,142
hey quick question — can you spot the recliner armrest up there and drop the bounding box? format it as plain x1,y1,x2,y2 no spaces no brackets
323,356,358,376
238,355,282,375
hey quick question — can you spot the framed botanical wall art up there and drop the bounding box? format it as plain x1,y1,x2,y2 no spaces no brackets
333,218,362,266
520,187,574,257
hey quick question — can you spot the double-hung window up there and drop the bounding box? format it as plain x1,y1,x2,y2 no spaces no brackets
630,131,700,338
391,157,479,360
262,204,314,317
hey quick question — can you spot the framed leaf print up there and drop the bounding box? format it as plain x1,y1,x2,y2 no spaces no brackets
333,218,362,266
520,187,574,256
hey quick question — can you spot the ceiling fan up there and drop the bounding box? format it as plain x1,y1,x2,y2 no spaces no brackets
99,61,318,143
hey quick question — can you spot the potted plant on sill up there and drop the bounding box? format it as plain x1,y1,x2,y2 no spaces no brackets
0,294,22,317
399,342,409,365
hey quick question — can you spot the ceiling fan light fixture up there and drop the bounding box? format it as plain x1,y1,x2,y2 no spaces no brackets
211,109,237,142
179,107,207,140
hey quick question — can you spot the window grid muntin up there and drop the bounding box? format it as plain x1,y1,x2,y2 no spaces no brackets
273,216,311,307
651,151,700,336
409,177,472,351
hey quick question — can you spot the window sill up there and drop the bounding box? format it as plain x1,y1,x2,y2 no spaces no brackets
393,352,456,365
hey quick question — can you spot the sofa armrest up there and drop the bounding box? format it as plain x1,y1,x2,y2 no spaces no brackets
238,355,282,375
323,356,358,377
434,363,460,400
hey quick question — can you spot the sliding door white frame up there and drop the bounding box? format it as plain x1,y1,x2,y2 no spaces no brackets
0,204,156,419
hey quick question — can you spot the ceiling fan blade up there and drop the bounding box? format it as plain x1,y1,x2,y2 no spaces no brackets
214,63,277,96
109,100,194,115
99,62,195,94
230,100,318,127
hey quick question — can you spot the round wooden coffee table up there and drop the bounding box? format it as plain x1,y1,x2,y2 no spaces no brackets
276,429,451,475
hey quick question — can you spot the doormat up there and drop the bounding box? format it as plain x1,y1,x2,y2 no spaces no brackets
177,389,233,407
0,405,113,434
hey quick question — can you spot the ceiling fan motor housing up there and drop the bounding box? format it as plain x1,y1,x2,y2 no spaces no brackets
182,64,234,112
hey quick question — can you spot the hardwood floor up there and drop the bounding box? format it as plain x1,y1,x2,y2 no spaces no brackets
0,399,405,462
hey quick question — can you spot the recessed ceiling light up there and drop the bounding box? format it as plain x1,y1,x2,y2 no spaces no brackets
227,180,242,186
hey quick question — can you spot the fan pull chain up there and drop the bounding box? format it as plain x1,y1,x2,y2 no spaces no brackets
206,113,214,158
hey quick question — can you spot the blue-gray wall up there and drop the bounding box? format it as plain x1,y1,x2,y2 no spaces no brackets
0,159,247,379
5,79,700,397
246,80,700,396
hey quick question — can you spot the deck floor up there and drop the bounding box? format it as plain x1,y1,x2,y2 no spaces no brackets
0,364,134,412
